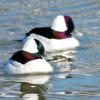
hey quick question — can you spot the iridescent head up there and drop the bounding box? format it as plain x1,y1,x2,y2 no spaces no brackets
51,15,75,33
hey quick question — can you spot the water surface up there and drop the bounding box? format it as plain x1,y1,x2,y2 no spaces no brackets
0,0,100,100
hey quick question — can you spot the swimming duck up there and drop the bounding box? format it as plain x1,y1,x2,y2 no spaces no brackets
22,15,82,52
5,37,53,74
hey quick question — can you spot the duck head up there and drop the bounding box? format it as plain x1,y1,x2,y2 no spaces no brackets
22,37,45,56
51,15,75,34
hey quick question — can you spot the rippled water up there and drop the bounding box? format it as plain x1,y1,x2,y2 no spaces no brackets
0,0,100,100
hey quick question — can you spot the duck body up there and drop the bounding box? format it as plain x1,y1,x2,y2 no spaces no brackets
25,27,79,52
5,38,53,74
24,15,80,52
5,57,53,74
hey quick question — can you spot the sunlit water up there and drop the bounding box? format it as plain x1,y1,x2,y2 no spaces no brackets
0,0,100,100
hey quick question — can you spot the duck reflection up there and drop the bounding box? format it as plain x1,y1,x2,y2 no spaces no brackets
21,82,47,100
17,74,51,100
45,49,77,72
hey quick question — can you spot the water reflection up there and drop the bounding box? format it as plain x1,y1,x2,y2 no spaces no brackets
17,74,51,100
0,74,51,99
45,49,77,72
20,82,46,100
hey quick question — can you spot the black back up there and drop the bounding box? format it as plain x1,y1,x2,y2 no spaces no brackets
26,27,53,39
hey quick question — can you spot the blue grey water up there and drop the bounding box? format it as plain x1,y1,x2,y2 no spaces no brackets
0,0,100,100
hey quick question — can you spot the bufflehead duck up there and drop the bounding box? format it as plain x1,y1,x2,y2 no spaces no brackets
5,37,53,74
22,15,81,52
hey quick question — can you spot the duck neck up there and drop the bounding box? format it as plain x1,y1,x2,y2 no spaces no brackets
52,30,71,39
